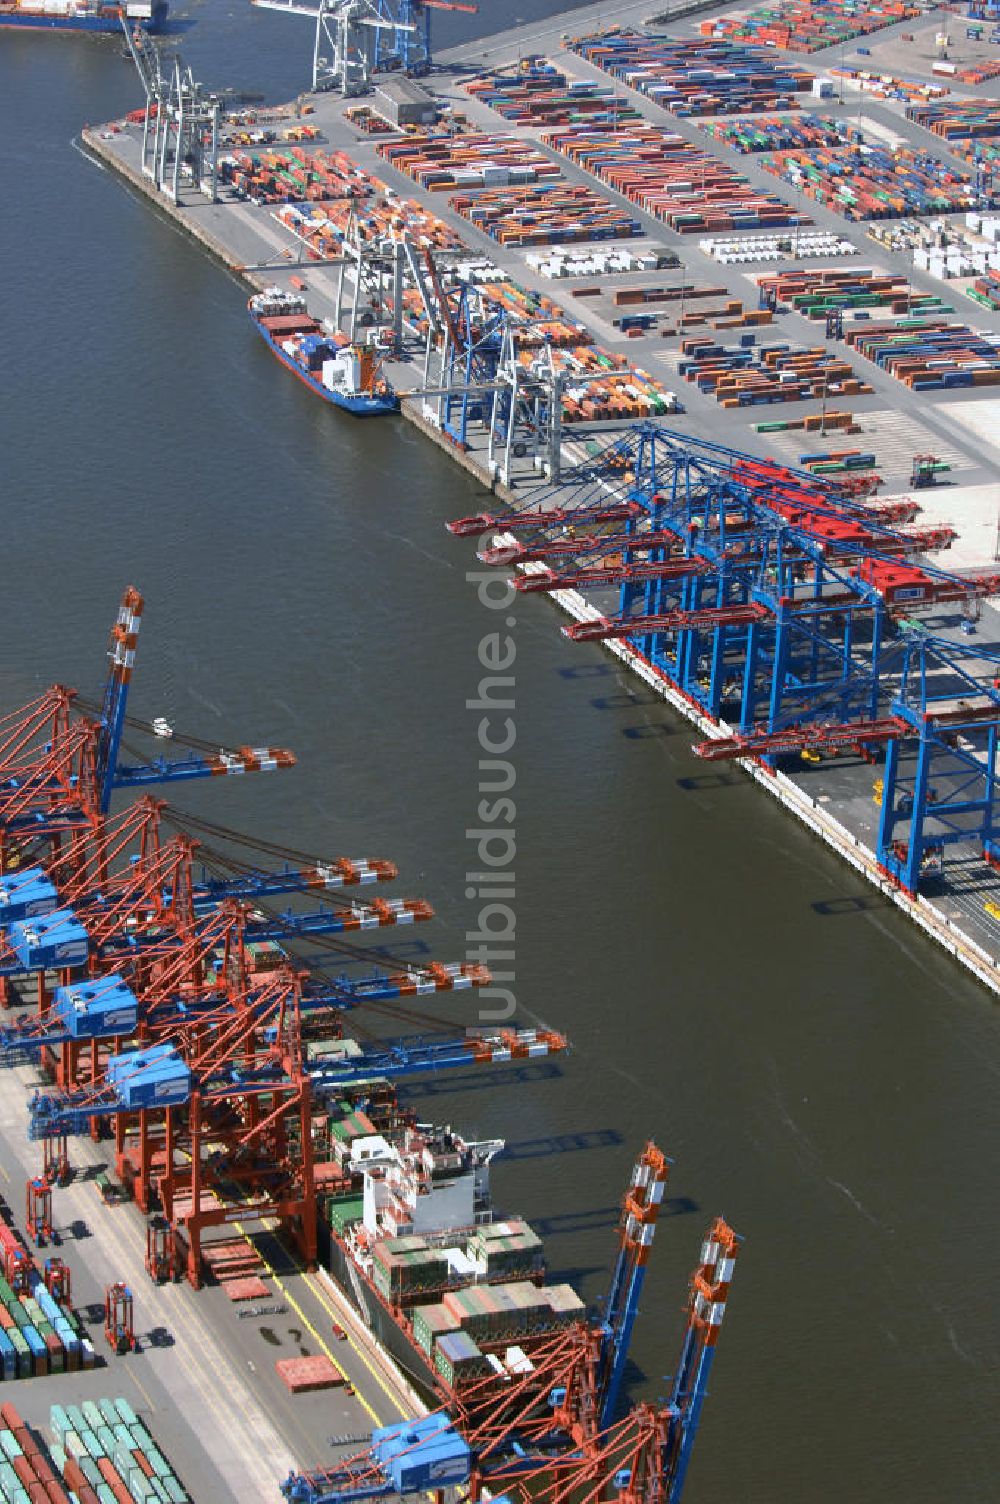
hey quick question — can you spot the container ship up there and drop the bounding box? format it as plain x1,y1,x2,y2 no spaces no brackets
248,288,398,417
0,0,168,32
315,1067,584,1404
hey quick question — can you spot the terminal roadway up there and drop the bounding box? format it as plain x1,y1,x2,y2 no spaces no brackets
0,1056,424,1504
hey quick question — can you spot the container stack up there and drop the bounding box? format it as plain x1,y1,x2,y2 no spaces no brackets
753,410,860,434
800,449,879,475
218,148,375,205
971,270,1000,312
433,1331,489,1386
542,124,807,233
0,1404,72,1504
372,1238,451,1305
326,1194,366,1234
844,320,1000,388
756,268,944,318
702,230,859,263
467,1219,543,1279
567,32,812,115
396,276,581,346
344,106,398,134
701,0,920,55
51,1398,190,1504
955,59,1000,86
761,142,990,220
831,68,949,103
531,245,677,279
276,193,465,257
0,1218,86,1378
450,183,642,247
702,114,861,153
679,340,872,404
551,351,679,420
906,99,1000,140
457,282,591,347
464,59,643,128
415,1279,588,1362
376,133,559,192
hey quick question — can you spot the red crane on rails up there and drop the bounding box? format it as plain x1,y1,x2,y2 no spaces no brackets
693,716,910,763
0,589,296,886
563,603,772,643
512,557,714,595
447,501,642,538
479,528,684,569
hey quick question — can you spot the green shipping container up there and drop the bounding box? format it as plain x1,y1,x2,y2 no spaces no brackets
327,1196,365,1234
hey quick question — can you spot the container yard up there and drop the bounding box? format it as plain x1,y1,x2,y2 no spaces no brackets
844,318,1000,386
526,243,679,278
702,0,921,54
866,214,1000,283
906,100,1000,142
0,1203,86,1378
543,123,809,232
761,139,993,220
0,1398,190,1504
448,182,643,248
700,229,859,261
567,32,813,115
375,132,559,192
756,266,945,318
218,148,375,206
462,58,643,128
701,113,862,154
22,0,1000,1497
832,68,950,104
275,193,465,255
676,337,872,403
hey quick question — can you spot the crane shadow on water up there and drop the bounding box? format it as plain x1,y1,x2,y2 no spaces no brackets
400,1061,564,1101
501,1129,624,1160
531,1196,698,1240
811,893,884,916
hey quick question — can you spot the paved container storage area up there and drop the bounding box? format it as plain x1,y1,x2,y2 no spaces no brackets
702,0,921,54
567,32,813,114
760,139,993,220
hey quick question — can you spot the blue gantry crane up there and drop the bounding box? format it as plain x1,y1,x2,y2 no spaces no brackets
459,423,1000,896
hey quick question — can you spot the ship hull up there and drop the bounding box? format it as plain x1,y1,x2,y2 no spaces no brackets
249,311,398,417
0,8,167,29
322,1228,441,1406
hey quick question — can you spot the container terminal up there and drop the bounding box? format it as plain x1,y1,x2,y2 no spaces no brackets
78,0,1000,1001
0,587,742,1504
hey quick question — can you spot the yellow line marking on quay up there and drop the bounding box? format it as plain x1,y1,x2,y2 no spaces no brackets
234,1221,385,1428
126,1365,160,1415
